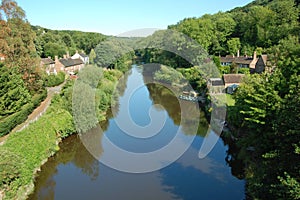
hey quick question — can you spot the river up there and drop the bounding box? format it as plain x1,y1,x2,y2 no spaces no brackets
28,65,245,200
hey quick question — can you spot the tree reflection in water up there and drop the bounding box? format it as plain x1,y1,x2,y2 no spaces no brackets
29,123,110,200
144,75,208,137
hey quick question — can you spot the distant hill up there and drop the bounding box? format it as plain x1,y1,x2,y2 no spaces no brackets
31,25,107,59
168,0,299,56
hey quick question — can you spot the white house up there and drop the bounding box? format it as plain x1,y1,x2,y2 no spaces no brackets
72,51,89,65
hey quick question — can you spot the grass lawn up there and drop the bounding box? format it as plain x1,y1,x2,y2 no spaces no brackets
211,93,235,107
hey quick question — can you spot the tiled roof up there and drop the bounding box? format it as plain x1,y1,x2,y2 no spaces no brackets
220,57,235,63
41,58,55,65
223,74,245,84
208,78,224,86
234,57,255,65
220,56,255,65
59,58,83,67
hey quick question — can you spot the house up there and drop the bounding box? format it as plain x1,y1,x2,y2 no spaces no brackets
208,78,224,87
208,78,225,94
220,51,267,74
223,74,245,94
40,57,56,75
72,51,89,65
55,55,84,74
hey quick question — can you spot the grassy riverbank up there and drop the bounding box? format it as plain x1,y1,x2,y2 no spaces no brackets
0,96,75,199
0,68,124,200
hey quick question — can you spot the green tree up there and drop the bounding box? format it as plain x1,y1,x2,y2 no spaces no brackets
89,49,96,64
44,42,67,58
230,35,300,199
227,38,241,55
269,0,299,41
0,0,44,93
94,38,133,69
0,64,31,116
61,33,75,47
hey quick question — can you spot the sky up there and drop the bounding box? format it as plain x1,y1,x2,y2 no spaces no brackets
16,0,253,36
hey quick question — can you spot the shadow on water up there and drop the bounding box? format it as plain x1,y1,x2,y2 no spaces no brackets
28,135,99,200
28,120,111,200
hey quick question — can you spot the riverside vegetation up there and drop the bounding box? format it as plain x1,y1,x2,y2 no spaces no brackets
0,67,126,199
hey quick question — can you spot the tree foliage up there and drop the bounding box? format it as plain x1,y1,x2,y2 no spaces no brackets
32,26,107,59
169,0,299,55
0,0,44,93
230,35,300,199
94,37,134,71
0,64,31,116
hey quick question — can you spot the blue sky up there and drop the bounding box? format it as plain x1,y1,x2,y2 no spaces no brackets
17,0,253,36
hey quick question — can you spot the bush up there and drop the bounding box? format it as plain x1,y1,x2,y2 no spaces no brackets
0,149,22,188
0,98,76,199
0,103,34,137
44,72,65,87
238,68,250,74
0,90,47,137
32,89,47,107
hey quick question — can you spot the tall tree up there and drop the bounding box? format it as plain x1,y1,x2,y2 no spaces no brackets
0,64,31,116
227,38,241,55
0,0,42,92
89,48,96,64
232,35,300,199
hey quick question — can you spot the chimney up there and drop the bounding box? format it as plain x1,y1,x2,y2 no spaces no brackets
76,50,79,54
253,51,257,60
66,51,70,58
63,55,67,59
55,56,59,63
237,50,240,57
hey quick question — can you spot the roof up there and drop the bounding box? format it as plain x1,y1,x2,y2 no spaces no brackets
79,53,88,58
220,56,255,65
261,55,268,65
220,57,235,63
235,57,256,65
59,58,83,67
223,74,245,84
208,78,224,86
41,58,55,65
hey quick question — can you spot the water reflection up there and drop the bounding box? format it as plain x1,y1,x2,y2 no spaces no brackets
144,76,208,137
29,134,100,200
29,65,244,200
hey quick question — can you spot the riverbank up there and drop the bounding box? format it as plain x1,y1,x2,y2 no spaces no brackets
0,95,75,200
0,68,124,200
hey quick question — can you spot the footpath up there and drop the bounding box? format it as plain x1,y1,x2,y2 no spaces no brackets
0,82,65,145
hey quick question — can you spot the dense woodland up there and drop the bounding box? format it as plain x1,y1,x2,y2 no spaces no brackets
32,26,107,60
0,0,299,199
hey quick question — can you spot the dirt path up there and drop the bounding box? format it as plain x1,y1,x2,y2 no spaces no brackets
0,82,65,145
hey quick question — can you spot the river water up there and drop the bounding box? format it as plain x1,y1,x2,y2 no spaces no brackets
29,66,245,200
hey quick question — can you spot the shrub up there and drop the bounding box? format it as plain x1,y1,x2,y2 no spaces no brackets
0,149,22,188
0,103,34,137
32,89,47,107
0,90,47,137
44,72,65,87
